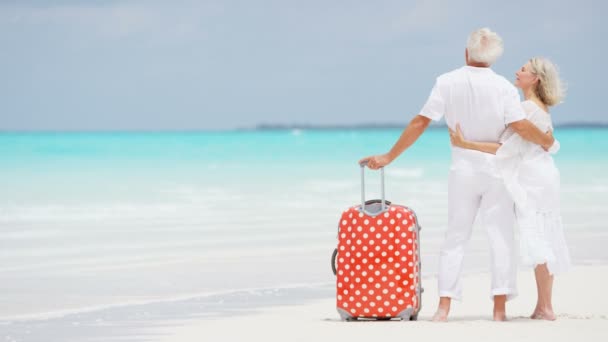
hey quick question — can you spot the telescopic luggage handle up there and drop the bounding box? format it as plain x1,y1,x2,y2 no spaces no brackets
359,161,387,216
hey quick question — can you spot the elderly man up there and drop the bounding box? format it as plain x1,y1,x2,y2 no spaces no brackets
359,28,555,321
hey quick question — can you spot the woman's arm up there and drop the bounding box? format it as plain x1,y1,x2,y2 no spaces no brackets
449,124,501,155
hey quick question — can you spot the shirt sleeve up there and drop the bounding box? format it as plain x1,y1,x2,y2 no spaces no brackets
419,81,445,121
504,85,526,125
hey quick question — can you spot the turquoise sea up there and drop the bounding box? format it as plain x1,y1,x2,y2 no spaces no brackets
1,128,607,339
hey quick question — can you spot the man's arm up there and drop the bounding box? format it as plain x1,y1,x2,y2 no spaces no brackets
359,115,431,169
509,119,555,150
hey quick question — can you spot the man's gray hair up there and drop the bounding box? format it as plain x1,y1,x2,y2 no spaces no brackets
466,28,504,65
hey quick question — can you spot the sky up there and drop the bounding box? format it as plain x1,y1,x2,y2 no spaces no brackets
0,0,606,131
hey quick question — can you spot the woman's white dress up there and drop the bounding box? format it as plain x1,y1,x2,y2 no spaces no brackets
496,100,571,275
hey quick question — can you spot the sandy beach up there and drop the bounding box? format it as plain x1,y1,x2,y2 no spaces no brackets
157,265,608,342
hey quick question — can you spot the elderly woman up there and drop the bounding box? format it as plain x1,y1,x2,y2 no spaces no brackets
449,57,571,321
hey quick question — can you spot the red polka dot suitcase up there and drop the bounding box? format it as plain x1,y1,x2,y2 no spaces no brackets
331,164,422,321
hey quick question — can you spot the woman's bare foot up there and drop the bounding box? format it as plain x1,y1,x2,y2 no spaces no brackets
432,309,449,322
531,308,556,321
432,297,451,322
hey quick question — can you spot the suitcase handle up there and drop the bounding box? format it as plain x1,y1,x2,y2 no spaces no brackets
331,248,338,276
359,161,387,216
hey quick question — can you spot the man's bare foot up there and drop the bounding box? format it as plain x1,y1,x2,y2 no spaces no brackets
493,295,507,321
493,310,507,321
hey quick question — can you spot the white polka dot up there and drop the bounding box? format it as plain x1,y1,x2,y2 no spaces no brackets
355,264,361,270
351,308,356,314
383,252,388,258
395,263,401,268
377,219,383,225
407,239,413,244
370,240,375,245
389,232,395,238
362,296,368,301
338,295,343,300
344,289,349,295
350,271,355,276
398,299,404,305
382,276,387,282
356,302,362,307
370,226,376,232
364,219,369,225
396,275,401,280
356,239,362,245
375,283,381,289
382,239,387,245
350,284,354,289
388,245,394,250
410,285,415,290
375,258,380,263
378,307,384,313
340,233,346,238
396,287,402,292
401,232,407,238
352,219,357,224
403,280,409,285
362,258,368,264
344,264,350,270
340,246,345,251
395,226,401,231
384,212,390,218
391,207,396,212
408,250,413,255
359,213,364,218
346,239,351,245
343,302,348,308
351,233,356,238
368,252,375,258
362,271,367,276
389,282,395,287
369,264,375,270
402,220,408,225
375,233,381,239
395,239,400,244
376,295,382,301
338,282,343,288
375,270,381,276
368,277,374,283
356,252,361,258
362,284,368,289
409,274,414,279
349,296,354,301
364,308,370,313
370,302,376,307
369,289,375,295
395,251,400,256
405,292,410,297
344,277,349,282
383,226,389,232
388,269,394,275
349,213,353,218
363,233,368,239
390,219,395,225
408,262,413,267
392,307,398,312
390,294,396,300
362,246,368,251
384,301,390,306
355,278,360,283
397,213,402,218
382,289,389,295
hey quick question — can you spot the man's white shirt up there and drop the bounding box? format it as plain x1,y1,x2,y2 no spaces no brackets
419,65,526,176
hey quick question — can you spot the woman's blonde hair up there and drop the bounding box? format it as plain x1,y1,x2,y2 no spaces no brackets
529,57,566,107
